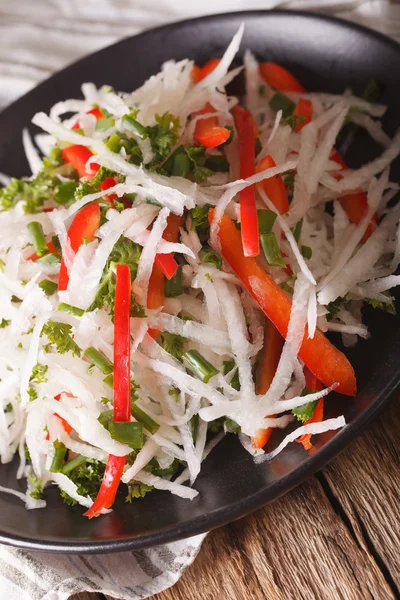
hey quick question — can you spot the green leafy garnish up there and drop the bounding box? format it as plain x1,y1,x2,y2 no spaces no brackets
190,204,212,231
0,319,10,329
125,482,153,502
30,363,48,384
326,296,347,321
60,459,105,506
41,320,81,356
160,332,187,361
145,457,180,477
28,473,44,500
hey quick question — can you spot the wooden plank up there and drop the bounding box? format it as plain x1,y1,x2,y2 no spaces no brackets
72,397,399,600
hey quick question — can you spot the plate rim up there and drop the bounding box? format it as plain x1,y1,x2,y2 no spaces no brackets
0,8,399,553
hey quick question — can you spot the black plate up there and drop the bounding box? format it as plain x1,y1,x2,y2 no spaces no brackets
1,10,400,553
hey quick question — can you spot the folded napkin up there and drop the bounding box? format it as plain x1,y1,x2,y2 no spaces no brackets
0,1,397,599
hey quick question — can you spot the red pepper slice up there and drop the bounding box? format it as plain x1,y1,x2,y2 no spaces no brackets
256,154,289,215
62,145,100,180
84,264,131,518
100,176,118,203
194,102,231,149
293,98,313,132
251,322,283,448
191,58,221,84
209,209,356,396
232,105,259,258
58,202,101,291
72,107,105,130
259,62,305,93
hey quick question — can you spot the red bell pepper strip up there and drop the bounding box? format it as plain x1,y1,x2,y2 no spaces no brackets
194,102,231,149
27,241,58,262
153,214,185,280
58,201,101,291
84,264,131,518
256,154,289,215
232,105,259,258
147,214,185,337
259,62,305,93
293,98,313,132
62,145,100,180
251,322,283,448
209,209,356,396
191,58,221,84
45,392,74,440
147,264,165,339
72,107,104,130
100,176,118,202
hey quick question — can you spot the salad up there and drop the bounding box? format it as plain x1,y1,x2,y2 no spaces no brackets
0,25,399,517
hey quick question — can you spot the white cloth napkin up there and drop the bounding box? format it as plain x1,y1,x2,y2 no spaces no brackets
0,1,397,599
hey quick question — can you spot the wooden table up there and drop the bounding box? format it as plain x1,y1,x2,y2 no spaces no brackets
74,395,400,600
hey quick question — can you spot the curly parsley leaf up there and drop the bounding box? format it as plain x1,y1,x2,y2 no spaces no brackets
60,459,105,506
41,320,81,357
326,296,347,321
159,332,187,361
28,472,44,500
125,482,153,502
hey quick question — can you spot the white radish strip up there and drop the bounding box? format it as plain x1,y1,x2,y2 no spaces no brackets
268,384,337,415
148,313,231,354
20,312,50,405
133,206,169,305
196,24,244,90
174,431,225,485
244,49,262,117
326,323,369,337
354,274,400,296
307,287,317,339
256,274,311,409
59,433,108,462
318,170,388,296
0,485,27,503
48,210,75,273
320,131,400,193
51,473,92,508
258,186,316,285
179,422,199,484
349,112,391,148
22,129,42,176
239,433,265,457
122,439,159,483
287,92,386,117
134,470,198,500
254,416,346,463
267,110,283,145
0,172,11,185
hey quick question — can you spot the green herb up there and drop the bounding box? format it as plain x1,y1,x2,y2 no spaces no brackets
365,291,395,313
147,113,181,164
0,318,10,328
190,413,199,441
326,296,347,321
5,402,12,413
282,114,306,129
87,236,141,314
57,303,85,317
362,78,381,104
145,457,180,477
28,473,44,500
205,154,230,173
190,204,212,231
0,170,58,213
182,349,219,383
282,171,295,192
292,388,320,422
200,246,222,270
260,232,286,268
164,267,182,297
269,92,296,117
258,84,266,96
171,152,191,178
125,482,153,502
257,209,277,235
301,245,312,260
281,274,296,294
30,363,48,384
27,222,49,257
160,332,187,361
60,459,105,506
38,280,58,296
41,320,81,356
55,180,78,205
0,258,5,272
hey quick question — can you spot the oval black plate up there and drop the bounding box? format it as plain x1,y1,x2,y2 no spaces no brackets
0,10,400,553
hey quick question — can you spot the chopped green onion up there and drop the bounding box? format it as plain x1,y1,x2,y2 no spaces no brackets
121,115,147,139
164,267,182,297
95,117,115,131
291,219,303,243
260,232,286,268
84,347,114,375
301,245,312,260
55,181,78,205
108,421,143,449
204,155,230,172
171,153,191,178
106,132,122,153
98,409,113,429
182,349,219,383
58,303,85,317
201,246,222,270
257,209,277,235
49,440,67,473
269,92,296,117
27,222,49,257
38,280,58,296
36,253,60,265
61,454,87,474
130,401,160,435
